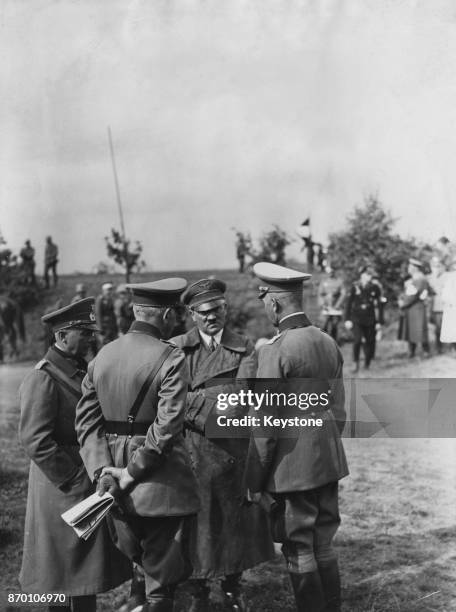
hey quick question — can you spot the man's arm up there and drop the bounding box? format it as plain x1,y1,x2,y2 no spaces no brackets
75,362,113,480
244,343,282,494
19,371,83,491
126,349,190,481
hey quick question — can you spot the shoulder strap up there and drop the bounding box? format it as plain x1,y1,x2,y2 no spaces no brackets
41,360,82,399
127,344,174,431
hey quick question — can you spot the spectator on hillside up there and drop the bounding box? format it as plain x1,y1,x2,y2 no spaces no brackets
95,283,118,346
44,236,59,289
71,283,87,304
398,258,432,358
318,265,345,344
20,240,36,285
428,256,447,354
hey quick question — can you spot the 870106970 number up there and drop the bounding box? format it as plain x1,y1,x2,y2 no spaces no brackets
7,593,67,606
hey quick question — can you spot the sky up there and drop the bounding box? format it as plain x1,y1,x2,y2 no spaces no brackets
2,0,456,273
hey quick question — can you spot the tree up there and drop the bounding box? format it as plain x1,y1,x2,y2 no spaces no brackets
105,228,145,282
257,225,292,265
328,194,429,303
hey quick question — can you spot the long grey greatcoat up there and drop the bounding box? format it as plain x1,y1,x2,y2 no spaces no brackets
75,320,200,518
19,346,132,595
398,277,431,344
172,326,275,579
245,314,349,494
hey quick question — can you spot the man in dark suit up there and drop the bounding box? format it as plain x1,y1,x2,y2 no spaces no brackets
19,298,131,612
245,262,348,612
75,279,200,612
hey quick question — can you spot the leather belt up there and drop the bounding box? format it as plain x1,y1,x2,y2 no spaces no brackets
105,420,152,436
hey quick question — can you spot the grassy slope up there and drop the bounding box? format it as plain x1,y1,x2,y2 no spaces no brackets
1,271,456,611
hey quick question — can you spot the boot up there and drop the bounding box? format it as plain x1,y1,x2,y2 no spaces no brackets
221,573,249,611
319,561,341,611
188,582,210,612
141,599,173,612
351,361,359,374
119,565,146,612
289,571,325,612
223,590,249,611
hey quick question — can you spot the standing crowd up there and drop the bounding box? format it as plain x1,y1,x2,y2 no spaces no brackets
19,263,348,612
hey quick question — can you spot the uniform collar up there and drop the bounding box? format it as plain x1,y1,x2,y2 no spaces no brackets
179,325,247,352
128,320,161,339
278,312,312,333
199,329,223,349
46,345,87,377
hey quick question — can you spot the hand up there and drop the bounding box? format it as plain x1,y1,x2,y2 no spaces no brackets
344,320,353,330
101,466,135,491
246,489,262,504
97,473,120,498
375,323,382,331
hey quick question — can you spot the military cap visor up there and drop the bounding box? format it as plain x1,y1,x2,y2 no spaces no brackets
126,278,187,307
181,278,227,310
41,297,99,332
253,262,311,298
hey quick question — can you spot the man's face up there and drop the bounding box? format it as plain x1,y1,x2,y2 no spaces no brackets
61,328,94,357
191,301,227,336
103,287,113,298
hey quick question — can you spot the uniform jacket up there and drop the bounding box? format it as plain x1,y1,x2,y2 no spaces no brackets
19,346,131,595
171,326,275,578
75,320,200,518
245,313,349,494
345,281,384,326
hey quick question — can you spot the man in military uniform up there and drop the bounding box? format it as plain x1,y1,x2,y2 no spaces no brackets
44,235,59,288
75,279,200,612
19,298,131,612
344,265,384,372
317,265,346,343
245,262,348,612
172,279,274,612
20,239,36,285
95,282,118,345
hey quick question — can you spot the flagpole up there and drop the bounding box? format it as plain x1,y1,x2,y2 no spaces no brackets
107,126,127,240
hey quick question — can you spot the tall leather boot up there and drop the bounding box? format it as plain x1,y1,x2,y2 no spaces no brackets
319,560,341,611
221,573,249,611
141,599,173,612
289,571,325,612
142,586,175,612
119,564,147,612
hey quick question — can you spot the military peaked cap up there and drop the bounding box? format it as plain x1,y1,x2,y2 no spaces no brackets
126,278,187,307
253,262,311,298
181,278,227,312
41,297,98,332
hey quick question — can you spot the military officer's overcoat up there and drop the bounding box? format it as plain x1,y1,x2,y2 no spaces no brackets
19,346,132,595
172,326,275,579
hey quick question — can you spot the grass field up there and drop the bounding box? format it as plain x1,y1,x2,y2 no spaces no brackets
1,271,455,611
